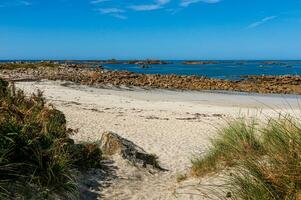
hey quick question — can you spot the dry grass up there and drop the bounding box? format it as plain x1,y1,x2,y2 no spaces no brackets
191,119,262,176
192,116,301,199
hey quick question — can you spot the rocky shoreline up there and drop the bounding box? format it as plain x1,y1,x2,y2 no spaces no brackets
1,66,301,94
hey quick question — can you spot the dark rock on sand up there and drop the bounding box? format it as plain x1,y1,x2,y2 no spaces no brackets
100,131,165,171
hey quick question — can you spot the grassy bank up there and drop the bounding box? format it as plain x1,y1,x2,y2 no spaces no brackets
0,78,102,199
0,62,60,70
192,116,301,199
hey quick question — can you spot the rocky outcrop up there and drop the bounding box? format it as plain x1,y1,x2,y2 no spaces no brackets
263,61,285,65
182,61,219,65
125,60,171,65
140,64,150,69
100,131,165,171
99,59,123,64
98,59,170,65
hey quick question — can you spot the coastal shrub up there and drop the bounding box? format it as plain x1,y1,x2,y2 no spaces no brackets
192,116,301,199
0,62,59,70
0,78,102,199
72,142,103,169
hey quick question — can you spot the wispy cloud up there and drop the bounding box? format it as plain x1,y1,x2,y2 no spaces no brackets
129,4,161,11
0,0,32,7
90,0,110,4
180,0,221,7
129,0,170,11
96,8,127,19
90,0,221,18
247,16,277,29
20,1,31,6
97,7,123,14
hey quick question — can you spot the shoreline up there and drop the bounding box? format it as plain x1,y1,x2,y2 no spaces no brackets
1,65,301,95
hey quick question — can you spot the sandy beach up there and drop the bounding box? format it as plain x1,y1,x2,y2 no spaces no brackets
16,80,301,200
2,0,301,198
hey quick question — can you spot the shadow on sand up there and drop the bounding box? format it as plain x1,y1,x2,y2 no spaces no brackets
79,159,118,200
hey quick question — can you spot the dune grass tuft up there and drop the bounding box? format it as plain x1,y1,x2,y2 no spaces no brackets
191,119,262,176
0,78,103,199
192,115,301,199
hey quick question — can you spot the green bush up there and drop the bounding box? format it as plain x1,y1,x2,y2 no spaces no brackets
72,142,103,169
0,78,102,199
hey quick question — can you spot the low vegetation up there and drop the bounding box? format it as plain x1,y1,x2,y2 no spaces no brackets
0,78,102,199
0,61,60,70
192,116,301,199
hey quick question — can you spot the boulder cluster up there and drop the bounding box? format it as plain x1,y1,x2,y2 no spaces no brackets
1,66,301,94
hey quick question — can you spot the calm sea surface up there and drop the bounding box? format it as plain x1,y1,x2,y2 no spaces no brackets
2,60,301,80
103,60,301,80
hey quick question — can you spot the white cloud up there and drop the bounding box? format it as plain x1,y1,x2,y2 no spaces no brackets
97,7,124,14
96,8,127,19
90,0,109,4
157,0,170,4
0,0,32,7
129,0,170,11
20,1,31,6
247,16,277,29
129,4,162,11
111,13,127,19
180,0,221,7
90,0,219,17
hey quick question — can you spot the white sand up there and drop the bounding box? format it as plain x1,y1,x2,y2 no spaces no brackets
16,80,301,200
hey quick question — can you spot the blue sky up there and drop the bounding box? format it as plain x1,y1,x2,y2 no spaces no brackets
0,0,301,60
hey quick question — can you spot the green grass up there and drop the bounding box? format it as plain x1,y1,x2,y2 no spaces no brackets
0,78,103,199
0,62,60,70
192,116,301,199
191,118,262,176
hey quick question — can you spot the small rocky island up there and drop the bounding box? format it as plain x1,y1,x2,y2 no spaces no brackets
125,60,171,65
182,61,219,65
98,59,171,65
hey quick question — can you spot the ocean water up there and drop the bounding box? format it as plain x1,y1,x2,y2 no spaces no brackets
1,60,301,80
103,60,301,80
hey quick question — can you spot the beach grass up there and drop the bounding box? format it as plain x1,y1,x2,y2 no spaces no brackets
0,78,102,199
0,61,59,70
192,115,301,199
191,118,262,176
